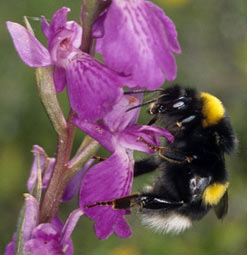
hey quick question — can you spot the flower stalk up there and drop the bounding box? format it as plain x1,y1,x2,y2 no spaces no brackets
80,0,111,53
39,110,76,223
38,1,106,223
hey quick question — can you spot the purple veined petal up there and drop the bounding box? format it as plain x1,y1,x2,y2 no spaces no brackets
31,223,59,240
95,0,163,89
61,209,83,246
24,223,66,255
65,21,82,49
52,216,74,255
6,22,53,67
49,7,70,35
24,215,75,254
51,215,63,231
65,52,124,121
48,28,77,63
139,125,174,143
94,208,132,239
144,1,181,54
42,158,55,189
22,194,39,243
156,48,177,82
92,10,108,39
103,94,142,132
41,16,50,39
118,125,174,152
4,195,39,255
28,145,48,192
113,215,132,238
80,151,134,239
24,239,60,255
53,66,67,93
48,22,82,63
95,0,181,88
28,145,55,191
62,159,94,202
73,118,115,152
42,7,82,64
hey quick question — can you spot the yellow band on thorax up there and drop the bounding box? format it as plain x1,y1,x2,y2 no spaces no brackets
202,182,229,206
200,92,225,128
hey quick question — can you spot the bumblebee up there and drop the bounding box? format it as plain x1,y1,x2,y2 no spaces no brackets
88,85,237,234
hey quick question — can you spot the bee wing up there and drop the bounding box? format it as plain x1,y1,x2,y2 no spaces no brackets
214,190,228,219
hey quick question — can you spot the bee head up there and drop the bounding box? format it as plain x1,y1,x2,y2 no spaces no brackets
149,85,198,116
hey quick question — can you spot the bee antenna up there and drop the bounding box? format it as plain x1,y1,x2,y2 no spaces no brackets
126,99,158,112
126,93,168,112
124,89,164,95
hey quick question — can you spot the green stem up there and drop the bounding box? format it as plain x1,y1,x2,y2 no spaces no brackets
38,0,111,223
67,136,100,173
39,110,76,223
80,0,111,53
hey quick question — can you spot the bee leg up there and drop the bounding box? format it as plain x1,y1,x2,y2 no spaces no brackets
92,156,106,162
137,195,184,210
86,194,140,210
159,149,197,164
147,116,158,125
137,137,196,164
134,157,159,177
86,194,183,211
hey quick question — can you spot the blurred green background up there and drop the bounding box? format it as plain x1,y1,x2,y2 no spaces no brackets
0,0,246,254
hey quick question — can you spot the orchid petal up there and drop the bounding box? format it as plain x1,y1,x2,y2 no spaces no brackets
73,118,114,152
27,145,55,192
92,10,107,39
61,209,83,246
48,22,82,63
24,224,60,255
62,159,94,202
48,28,77,63
43,7,82,63
41,16,50,38
113,215,132,238
23,217,74,255
49,7,70,35
144,1,181,54
23,194,39,243
42,158,55,189
104,95,140,132
27,145,47,192
119,125,174,152
65,21,82,49
6,22,52,67
53,66,67,93
80,151,134,239
96,0,181,88
104,94,142,132
65,52,123,120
